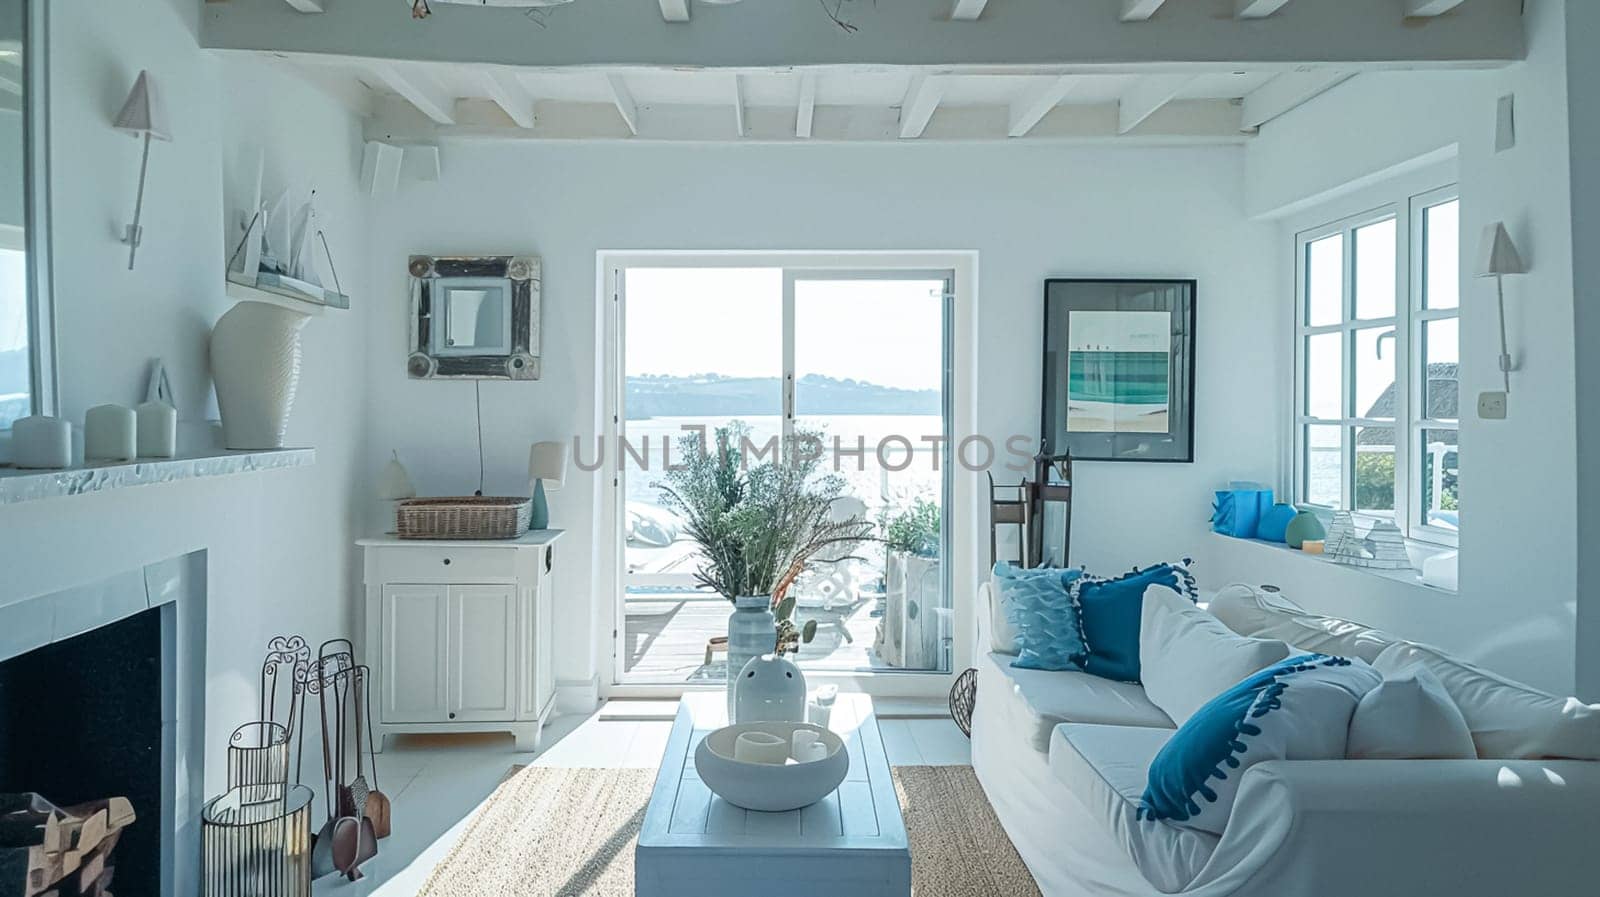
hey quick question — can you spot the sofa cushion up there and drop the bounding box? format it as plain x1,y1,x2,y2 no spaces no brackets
994,562,1088,670
1140,585,1291,726
1076,561,1198,683
978,651,1173,752
1049,724,1219,893
1347,660,1476,760
1140,654,1381,834
1374,642,1600,760
1208,583,1395,661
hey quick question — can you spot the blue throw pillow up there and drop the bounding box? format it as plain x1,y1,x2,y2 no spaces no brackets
1139,653,1381,834
995,562,1086,671
1074,560,1197,683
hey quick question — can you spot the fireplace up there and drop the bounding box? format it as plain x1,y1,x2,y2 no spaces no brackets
0,606,166,896
0,552,206,897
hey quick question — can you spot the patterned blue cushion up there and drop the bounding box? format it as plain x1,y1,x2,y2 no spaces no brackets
994,562,1086,671
1074,561,1197,683
1139,653,1381,833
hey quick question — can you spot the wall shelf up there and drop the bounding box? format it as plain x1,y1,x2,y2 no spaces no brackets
0,448,314,505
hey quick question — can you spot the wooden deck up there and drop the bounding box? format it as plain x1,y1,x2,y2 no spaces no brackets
623,594,904,682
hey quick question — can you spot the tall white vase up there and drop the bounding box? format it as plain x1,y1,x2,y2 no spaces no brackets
210,300,310,450
726,596,775,718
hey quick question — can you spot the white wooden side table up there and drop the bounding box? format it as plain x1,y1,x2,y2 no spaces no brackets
636,692,911,897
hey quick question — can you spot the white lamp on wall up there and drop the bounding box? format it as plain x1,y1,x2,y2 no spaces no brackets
114,70,170,271
1475,221,1528,393
528,440,568,530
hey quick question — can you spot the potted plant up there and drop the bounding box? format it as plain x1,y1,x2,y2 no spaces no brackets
658,424,873,695
874,496,942,669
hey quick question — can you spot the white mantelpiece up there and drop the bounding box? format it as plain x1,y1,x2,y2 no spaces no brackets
0,447,313,505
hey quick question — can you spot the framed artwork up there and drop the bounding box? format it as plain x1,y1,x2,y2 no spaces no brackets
1041,279,1196,463
407,255,542,380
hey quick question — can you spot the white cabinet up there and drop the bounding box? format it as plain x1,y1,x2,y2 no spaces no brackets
360,531,562,751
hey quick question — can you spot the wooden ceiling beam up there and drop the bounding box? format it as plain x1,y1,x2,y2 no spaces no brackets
364,61,455,125
1120,0,1169,21
1008,76,1078,137
480,70,535,128
605,73,639,135
1117,74,1193,133
951,0,989,21
658,0,690,23
796,72,817,138
1236,0,1294,18
898,75,944,139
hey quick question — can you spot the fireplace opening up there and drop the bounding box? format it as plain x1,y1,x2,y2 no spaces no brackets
0,606,165,896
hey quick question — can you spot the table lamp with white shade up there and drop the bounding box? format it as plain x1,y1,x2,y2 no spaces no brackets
1476,221,1528,393
528,441,568,530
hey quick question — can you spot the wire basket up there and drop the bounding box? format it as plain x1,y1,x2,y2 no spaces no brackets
396,496,531,540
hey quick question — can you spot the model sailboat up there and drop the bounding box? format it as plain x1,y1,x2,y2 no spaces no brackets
226,152,350,309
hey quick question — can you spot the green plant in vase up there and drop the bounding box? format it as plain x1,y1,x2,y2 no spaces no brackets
657,424,874,659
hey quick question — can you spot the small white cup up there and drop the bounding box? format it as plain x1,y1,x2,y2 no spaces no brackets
733,731,789,765
790,729,819,760
796,741,829,764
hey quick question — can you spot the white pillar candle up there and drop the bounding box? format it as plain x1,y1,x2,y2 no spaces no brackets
135,401,178,458
85,404,137,462
12,416,72,469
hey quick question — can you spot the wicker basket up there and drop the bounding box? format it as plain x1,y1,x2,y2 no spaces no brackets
396,496,532,540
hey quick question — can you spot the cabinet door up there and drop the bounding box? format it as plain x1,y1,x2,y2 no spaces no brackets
381,584,450,723
447,585,517,722
519,556,555,720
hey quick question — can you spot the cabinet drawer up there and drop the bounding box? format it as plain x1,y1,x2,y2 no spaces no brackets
368,546,518,583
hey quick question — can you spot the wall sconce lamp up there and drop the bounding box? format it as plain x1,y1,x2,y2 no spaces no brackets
113,71,170,271
1475,222,1528,393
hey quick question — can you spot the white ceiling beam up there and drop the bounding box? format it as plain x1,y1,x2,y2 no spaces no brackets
951,0,989,21
731,74,745,137
364,62,455,125
282,0,324,12
1241,70,1353,129
208,2,1526,72
479,70,535,128
796,73,817,138
658,0,690,23
1008,76,1078,137
1236,0,1293,18
1405,0,1466,15
898,75,944,139
605,74,639,136
1120,0,1169,21
1117,74,1193,133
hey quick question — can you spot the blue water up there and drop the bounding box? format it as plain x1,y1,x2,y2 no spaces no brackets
1068,351,1171,405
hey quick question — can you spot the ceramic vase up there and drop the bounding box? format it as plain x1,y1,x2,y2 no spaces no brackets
726,596,775,718
734,654,807,724
210,300,310,450
1284,509,1327,549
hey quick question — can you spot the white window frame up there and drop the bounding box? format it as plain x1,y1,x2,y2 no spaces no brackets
597,251,980,699
1291,182,1460,548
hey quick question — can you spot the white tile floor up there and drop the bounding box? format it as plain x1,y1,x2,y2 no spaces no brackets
315,704,970,897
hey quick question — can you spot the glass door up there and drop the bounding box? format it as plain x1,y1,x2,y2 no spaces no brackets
787,272,952,673
617,265,953,684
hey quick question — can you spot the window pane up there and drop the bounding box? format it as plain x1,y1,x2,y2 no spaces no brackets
1354,218,1397,320
1304,424,1344,509
1354,425,1395,518
1353,326,1396,420
1306,235,1343,327
0,249,29,429
1424,200,1460,310
1421,318,1460,421
1305,332,1342,419
1420,429,1460,531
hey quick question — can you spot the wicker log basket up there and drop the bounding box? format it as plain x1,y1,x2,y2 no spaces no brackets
396,497,532,540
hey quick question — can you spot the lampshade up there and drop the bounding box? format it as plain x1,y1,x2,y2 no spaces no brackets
528,440,568,490
377,451,417,500
113,71,171,141
1476,222,1527,277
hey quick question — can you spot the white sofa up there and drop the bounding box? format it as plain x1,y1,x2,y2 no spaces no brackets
972,582,1600,897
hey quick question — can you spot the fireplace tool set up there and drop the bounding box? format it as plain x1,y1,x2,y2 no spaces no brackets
199,637,391,897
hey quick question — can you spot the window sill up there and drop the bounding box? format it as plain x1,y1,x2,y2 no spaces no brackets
1209,531,1457,595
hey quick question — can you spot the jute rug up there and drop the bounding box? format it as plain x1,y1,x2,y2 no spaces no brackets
416,764,1040,897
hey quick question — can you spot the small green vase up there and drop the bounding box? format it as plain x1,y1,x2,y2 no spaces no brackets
1285,510,1327,549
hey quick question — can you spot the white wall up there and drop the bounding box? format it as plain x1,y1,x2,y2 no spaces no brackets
363,141,1279,694
1566,0,1600,702
0,0,371,793
1228,0,1583,696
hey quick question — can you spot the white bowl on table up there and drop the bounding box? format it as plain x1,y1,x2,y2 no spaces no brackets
694,721,849,812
